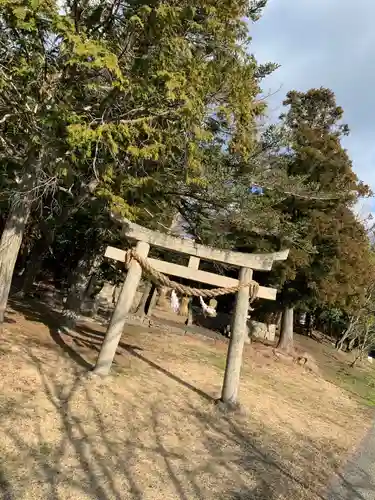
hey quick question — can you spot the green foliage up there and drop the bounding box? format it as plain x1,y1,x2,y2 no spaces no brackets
1,0,261,209
0,0,373,331
0,0,279,290
266,88,374,313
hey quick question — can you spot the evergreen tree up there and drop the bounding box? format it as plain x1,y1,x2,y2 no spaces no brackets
0,0,274,322
274,88,371,351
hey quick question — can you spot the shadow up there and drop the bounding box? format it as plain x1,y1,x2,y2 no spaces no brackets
8,298,93,371
9,351,126,500
9,297,214,402
186,404,330,500
0,466,14,500
150,311,227,342
124,344,214,402
191,310,230,333
66,324,215,403
327,469,375,500
49,327,93,371
0,355,339,500
4,317,16,324
5,296,375,500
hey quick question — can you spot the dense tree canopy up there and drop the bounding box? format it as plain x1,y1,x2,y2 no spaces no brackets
277,89,371,310
261,89,373,350
0,0,276,318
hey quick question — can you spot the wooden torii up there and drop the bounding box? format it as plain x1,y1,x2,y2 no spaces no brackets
93,217,289,407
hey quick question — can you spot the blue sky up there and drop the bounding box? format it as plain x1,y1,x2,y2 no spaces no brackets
250,0,375,218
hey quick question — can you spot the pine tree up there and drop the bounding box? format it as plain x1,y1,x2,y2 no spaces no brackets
0,0,274,322
274,88,372,351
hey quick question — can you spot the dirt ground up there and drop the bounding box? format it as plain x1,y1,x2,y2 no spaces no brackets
0,299,372,500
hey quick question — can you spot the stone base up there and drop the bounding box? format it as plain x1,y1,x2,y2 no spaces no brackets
214,398,245,415
249,320,276,342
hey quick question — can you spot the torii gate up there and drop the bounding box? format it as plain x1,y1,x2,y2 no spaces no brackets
93,216,289,407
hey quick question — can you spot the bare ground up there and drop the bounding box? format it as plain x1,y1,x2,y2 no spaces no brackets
0,299,372,500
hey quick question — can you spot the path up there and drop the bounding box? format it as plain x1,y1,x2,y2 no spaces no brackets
326,420,375,499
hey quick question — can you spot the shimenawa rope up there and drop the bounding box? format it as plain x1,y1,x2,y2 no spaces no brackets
124,249,259,301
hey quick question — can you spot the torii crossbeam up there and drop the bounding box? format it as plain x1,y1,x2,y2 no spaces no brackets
93,216,289,407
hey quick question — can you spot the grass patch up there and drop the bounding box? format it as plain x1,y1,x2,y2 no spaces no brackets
295,333,375,406
332,367,375,406
186,345,227,371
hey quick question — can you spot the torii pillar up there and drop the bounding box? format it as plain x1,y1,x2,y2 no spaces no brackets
93,216,289,408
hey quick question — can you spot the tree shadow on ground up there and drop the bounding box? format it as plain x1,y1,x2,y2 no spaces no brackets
8,297,215,402
5,297,374,500
0,343,335,500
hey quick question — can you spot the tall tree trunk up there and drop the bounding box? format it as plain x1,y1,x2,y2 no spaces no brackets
350,354,361,368
350,328,369,367
134,281,152,316
63,252,102,326
277,306,294,353
306,312,312,337
15,243,29,277
336,329,351,351
157,287,169,308
348,336,358,351
179,296,190,317
63,256,91,325
186,302,193,326
22,178,99,296
145,285,158,317
84,271,99,300
0,178,34,324
21,239,48,295
336,315,359,351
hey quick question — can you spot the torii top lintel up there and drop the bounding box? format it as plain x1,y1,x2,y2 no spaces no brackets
113,214,289,271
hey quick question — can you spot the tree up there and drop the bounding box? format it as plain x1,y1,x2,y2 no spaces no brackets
338,276,375,367
0,0,276,324
181,88,373,354
273,88,372,351
20,179,99,296
0,0,132,323
335,250,375,356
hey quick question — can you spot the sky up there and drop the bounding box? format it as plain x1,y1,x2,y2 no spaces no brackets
250,0,375,219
